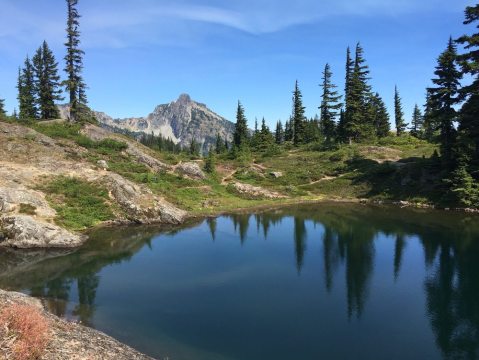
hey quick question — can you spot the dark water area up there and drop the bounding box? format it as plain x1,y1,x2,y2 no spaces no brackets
1,203,479,360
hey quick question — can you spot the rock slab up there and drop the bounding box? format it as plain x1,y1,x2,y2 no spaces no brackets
0,216,85,249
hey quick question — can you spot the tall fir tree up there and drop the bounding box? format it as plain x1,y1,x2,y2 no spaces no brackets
410,104,424,138
275,120,284,144
427,37,462,164
292,80,306,146
65,0,87,122
368,93,390,138
18,57,37,120
394,86,406,136
233,101,249,148
456,4,479,161
320,63,342,141
345,43,373,142
344,47,354,115
339,47,355,141
33,41,63,120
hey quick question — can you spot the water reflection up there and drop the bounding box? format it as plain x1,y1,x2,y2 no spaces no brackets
0,204,478,359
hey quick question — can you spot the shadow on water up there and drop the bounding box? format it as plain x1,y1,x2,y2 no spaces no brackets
1,204,479,359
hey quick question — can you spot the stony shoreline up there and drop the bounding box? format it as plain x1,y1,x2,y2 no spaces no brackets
0,289,153,360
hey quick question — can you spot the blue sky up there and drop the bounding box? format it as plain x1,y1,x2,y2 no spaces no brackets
0,0,475,128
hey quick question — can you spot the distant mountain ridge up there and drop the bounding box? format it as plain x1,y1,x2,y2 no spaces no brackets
92,94,235,152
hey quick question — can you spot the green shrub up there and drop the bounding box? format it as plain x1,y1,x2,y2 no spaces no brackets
38,176,114,230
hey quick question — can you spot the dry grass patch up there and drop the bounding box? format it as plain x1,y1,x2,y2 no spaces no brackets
0,304,50,360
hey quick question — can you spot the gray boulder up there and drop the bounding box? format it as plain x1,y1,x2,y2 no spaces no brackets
97,159,109,170
0,215,85,249
175,162,206,180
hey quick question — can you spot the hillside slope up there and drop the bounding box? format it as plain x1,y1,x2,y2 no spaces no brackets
0,121,187,248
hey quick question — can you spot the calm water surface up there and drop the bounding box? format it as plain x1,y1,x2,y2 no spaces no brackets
1,203,479,360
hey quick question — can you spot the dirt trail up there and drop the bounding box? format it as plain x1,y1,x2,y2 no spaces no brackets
302,174,346,187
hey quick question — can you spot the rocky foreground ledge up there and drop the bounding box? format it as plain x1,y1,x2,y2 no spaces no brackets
0,289,153,360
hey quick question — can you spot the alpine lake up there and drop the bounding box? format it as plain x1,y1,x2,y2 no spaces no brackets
1,203,479,360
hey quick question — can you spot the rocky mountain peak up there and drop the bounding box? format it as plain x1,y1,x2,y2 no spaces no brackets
176,93,192,105
89,94,235,153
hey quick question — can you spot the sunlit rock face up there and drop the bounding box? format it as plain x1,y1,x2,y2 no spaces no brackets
91,94,235,152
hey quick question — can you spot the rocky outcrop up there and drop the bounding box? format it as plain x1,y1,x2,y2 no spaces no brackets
105,173,186,224
0,289,153,360
81,124,172,172
0,187,56,218
231,182,286,199
175,162,206,180
88,94,235,152
0,216,85,249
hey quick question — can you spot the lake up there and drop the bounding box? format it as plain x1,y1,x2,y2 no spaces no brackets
1,203,479,360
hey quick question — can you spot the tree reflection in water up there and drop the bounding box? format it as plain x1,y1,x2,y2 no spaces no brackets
0,204,478,358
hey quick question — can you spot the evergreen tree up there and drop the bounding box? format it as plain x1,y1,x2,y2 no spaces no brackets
345,43,373,142
428,37,462,164
224,136,229,151
339,47,355,142
292,80,306,146
0,98,6,118
284,118,293,142
456,4,479,161
215,133,226,153
189,138,200,157
447,162,479,207
423,91,438,141
18,57,37,119
410,104,424,138
33,41,63,119
257,117,275,151
275,120,284,144
394,86,406,136
250,117,260,148
304,116,321,143
12,108,18,120
320,63,342,141
233,101,249,148
64,0,87,122
344,47,354,117
337,108,346,140
204,148,216,174
368,93,390,138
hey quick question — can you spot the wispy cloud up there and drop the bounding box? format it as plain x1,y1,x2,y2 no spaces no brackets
0,0,470,51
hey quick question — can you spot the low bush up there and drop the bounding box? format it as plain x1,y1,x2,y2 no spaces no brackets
0,304,50,360
38,176,114,230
